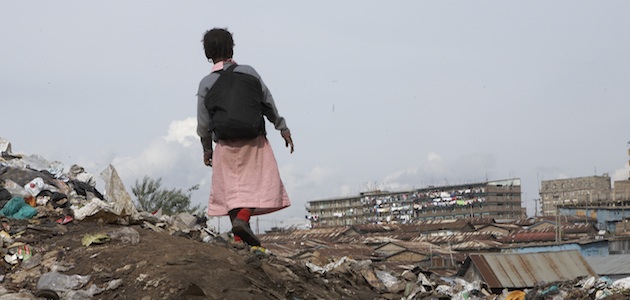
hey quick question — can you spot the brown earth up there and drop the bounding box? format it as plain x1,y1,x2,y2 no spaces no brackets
2,216,382,300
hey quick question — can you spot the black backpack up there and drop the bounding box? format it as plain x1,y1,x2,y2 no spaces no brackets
205,64,264,140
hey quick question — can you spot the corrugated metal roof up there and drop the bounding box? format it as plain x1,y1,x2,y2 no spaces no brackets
335,232,421,244
352,220,476,233
311,244,379,261
412,232,497,245
467,250,596,289
375,241,445,253
497,224,598,243
534,215,598,223
451,240,503,251
585,254,630,276
497,232,557,243
405,219,476,231
351,224,398,233
468,217,496,226
260,226,354,242
526,223,597,234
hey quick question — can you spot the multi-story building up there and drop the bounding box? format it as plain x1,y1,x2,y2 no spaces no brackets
306,178,524,227
539,175,612,216
614,179,630,205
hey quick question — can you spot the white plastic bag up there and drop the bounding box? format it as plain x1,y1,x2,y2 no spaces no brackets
24,177,44,196
375,270,400,291
611,276,630,290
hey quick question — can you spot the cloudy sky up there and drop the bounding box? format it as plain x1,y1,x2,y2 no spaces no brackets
2,1,629,232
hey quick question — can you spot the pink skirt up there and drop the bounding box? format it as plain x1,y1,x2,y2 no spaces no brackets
207,135,291,216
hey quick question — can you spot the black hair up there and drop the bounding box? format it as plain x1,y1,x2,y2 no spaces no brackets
203,28,234,61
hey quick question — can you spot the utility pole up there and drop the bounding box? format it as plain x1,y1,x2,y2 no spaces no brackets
587,192,591,225
624,190,628,233
555,200,560,243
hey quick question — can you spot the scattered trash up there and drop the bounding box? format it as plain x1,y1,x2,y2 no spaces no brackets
305,256,353,274
24,177,44,196
55,215,73,225
611,277,630,290
0,197,37,219
250,245,270,255
506,290,525,300
21,252,43,270
108,226,140,245
375,269,404,293
16,244,32,261
36,271,91,292
81,233,111,247
34,289,60,300
3,136,630,299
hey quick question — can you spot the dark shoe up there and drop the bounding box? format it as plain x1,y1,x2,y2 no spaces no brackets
231,218,261,246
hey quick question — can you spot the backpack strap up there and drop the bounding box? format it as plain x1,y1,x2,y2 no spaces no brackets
224,64,238,73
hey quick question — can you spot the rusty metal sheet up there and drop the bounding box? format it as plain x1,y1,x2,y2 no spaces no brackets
469,250,596,289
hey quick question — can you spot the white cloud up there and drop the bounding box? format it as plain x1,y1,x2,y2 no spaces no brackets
99,118,209,205
383,152,497,192
427,152,442,163
163,117,198,147
113,140,180,181
280,164,337,191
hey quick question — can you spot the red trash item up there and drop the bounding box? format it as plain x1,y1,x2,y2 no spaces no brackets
56,216,73,225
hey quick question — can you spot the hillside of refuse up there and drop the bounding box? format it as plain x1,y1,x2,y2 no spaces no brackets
2,137,630,299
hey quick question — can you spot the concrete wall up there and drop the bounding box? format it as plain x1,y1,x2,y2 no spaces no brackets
614,180,630,201
540,175,612,216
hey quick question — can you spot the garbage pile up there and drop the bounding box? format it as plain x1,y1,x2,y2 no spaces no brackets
1,139,138,224
0,137,210,232
299,253,630,300
0,138,219,299
3,136,630,299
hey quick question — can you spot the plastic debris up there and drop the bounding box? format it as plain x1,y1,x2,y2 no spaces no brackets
56,215,73,225
0,197,37,219
109,227,140,245
81,233,111,247
36,271,91,292
506,290,526,300
24,177,44,196
250,245,269,255
375,269,403,292
305,256,353,274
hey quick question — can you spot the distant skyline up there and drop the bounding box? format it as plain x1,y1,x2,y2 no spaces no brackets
2,1,629,232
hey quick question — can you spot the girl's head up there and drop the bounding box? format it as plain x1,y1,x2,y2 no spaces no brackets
203,28,234,62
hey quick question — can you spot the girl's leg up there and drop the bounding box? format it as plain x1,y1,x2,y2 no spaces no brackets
230,208,260,246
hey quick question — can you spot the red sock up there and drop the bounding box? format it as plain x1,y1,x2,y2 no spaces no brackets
233,234,242,242
236,208,252,222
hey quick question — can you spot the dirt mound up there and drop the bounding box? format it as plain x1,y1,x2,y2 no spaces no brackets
1,217,381,300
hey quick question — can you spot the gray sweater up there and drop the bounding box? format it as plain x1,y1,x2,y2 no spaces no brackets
196,62,289,153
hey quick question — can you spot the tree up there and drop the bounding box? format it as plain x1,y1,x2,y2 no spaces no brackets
132,176,204,216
